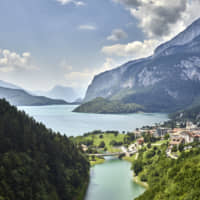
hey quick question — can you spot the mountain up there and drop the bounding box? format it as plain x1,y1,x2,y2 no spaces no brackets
0,80,22,90
0,87,68,106
0,99,89,200
170,100,200,124
83,18,200,113
154,18,200,56
35,85,78,102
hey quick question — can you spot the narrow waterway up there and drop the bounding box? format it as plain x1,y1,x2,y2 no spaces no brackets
84,157,145,200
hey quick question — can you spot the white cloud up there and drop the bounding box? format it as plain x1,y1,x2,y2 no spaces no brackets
60,59,73,71
102,39,160,59
78,24,97,30
113,0,188,38
100,58,116,72
74,1,85,6
56,0,72,5
105,0,200,59
107,29,128,41
0,49,36,72
56,0,85,6
63,58,117,87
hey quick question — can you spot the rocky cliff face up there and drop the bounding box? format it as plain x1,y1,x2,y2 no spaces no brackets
84,18,200,112
154,18,200,56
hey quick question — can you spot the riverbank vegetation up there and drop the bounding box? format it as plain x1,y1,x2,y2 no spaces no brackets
133,143,200,200
89,155,105,166
0,99,90,200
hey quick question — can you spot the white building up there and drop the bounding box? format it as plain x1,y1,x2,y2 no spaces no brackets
186,121,197,130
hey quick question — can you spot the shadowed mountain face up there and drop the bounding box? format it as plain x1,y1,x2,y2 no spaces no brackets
0,87,68,106
84,18,200,113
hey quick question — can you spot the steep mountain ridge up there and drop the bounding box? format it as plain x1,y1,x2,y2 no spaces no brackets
84,18,200,113
155,18,200,56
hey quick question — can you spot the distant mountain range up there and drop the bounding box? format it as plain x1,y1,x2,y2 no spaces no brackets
34,85,79,102
0,80,81,106
0,80,22,90
80,18,200,113
0,87,68,106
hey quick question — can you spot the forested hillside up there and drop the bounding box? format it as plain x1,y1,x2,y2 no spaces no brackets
170,102,200,124
74,97,144,114
134,145,200,200
0,99,89,200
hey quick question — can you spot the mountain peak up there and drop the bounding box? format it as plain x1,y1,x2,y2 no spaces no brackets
155,17,200,56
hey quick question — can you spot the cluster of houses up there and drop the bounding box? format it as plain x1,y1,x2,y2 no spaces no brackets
136,121,200,150
80,121,200,156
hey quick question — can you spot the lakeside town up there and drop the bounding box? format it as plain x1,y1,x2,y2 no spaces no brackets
79,120,200,161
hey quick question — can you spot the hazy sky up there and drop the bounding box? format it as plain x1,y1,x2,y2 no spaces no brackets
0,0,200,97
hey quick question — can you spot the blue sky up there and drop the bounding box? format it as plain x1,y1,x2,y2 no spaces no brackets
0,0,200,97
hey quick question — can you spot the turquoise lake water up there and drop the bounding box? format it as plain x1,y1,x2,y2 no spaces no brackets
18,105,168,137
85,157,145,200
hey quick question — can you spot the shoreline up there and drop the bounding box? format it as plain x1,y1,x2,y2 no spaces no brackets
89,156,105,166
123,156,149,189
133,175,148,189
75,180,89,200
90,155,148,189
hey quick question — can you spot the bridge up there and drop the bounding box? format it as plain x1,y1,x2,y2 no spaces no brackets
88,150,137,157
88,152,125,157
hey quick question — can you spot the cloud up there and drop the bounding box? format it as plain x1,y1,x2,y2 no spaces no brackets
107,29,128,41
102,39,160,59
63,58,117,87
105,0,200,59
100,58,116,72
113,0,200,40
56,0,85,6
113,0,188,38
78,24,97,30
74,1,85,6
113,0,141,8
0,49,36,72
65,71,91,86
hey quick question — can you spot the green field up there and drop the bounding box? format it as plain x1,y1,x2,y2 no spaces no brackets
75,132,125,153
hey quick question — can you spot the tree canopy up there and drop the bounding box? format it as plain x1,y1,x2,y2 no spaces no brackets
0,99,89,200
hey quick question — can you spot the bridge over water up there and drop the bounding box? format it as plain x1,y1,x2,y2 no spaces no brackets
88,150,137,157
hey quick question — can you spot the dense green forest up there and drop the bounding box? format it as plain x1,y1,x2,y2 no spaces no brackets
73,97,144,114
134,144,200,200
0,99,89,200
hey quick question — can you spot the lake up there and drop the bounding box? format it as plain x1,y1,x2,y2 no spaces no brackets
18,105,168,137
85,157,145,200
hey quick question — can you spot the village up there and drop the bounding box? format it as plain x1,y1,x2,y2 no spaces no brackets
80,120,200,161
131,121,200,159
